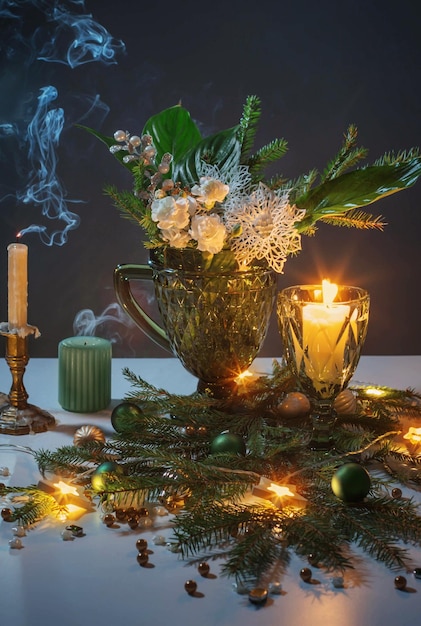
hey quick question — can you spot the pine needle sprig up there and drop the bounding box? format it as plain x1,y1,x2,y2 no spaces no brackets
174,502,291,584
35,445,102,478
374,148,420,167
247,138,289,183
104,185,145,225
319,210,386,230
329,497,419,570
237,94,262,163
1,485,65,526
322,124,368,182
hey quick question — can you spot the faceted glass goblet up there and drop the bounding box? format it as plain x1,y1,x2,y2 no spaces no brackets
278,285,370,449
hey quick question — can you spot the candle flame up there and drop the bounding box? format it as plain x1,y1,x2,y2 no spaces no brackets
322,279,338,305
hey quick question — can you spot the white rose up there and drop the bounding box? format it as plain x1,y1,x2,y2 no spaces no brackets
189,214,227,254
151,195,190,230
160,227,191,249
191,177,229,209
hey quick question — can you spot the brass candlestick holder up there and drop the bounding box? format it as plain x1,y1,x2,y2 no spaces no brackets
0,327,56,435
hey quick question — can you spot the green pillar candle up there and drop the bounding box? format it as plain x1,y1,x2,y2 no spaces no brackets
58,337,112,412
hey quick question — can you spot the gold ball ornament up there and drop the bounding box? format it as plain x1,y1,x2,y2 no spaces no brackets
333,389,357,415
73,425,106,447
278,392,311,418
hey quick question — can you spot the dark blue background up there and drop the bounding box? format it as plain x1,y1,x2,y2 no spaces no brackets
0,0,420,358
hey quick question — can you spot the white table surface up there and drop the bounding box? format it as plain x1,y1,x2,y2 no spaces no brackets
1,356,421,626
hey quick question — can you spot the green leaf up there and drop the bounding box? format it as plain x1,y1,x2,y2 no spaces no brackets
296,157,421,231
173,125,242,186
142,104,202,169
76,124,136,173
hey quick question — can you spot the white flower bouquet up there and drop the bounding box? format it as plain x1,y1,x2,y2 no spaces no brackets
81,95,421,273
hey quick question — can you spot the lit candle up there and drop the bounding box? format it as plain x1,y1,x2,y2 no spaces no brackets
303,280,350,384
58,337,112,412
7,243,28,331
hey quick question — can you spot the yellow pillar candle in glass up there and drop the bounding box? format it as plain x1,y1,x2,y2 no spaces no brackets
303,281,350,385
58,337,112,412
8,242,28,331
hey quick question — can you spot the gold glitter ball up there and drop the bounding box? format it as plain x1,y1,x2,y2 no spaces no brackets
73,425,106,447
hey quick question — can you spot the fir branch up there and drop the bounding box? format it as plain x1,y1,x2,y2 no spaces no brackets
1,485,64,525
104,185,148,229
237,95,262,163
322,125,368,182
329,497,418,570
35,445,100,477
247,138,288,183
374,148,420,167
319,209,386,230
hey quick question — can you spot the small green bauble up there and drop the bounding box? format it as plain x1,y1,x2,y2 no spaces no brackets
210,432,246,456
91,461,123,491
111,402,143,433
331,463,371,503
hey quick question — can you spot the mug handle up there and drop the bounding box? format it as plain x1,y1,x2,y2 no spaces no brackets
113,264,171,353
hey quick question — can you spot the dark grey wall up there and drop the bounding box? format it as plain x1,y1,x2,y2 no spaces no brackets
0,0,420,359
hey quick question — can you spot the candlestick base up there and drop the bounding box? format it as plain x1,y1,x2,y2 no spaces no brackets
0,398,56,435
1,327,56,435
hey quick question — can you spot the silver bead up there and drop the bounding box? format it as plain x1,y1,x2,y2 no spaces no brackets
61,529,74,541
332,576,345,588
152,534,166,545
143,145,156,158
113,130,127,142
9,537,23,549
268,581,283,594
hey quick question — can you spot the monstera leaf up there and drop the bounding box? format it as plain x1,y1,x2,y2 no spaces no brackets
295,157,421,231
173,126,242,187
142,105,202,169
143,105,241,186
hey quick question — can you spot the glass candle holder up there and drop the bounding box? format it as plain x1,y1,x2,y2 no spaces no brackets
278,284,370,449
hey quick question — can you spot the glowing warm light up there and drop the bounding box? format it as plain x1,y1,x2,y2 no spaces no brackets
314,279,338,304
65,504,87,518
403,427,421,445
322,279,338,304
303,280,350,385
363,387,386,397
53,481,79,497
267,483,295,498
236,370,254,381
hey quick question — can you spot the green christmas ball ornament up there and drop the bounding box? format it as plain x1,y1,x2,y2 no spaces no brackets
331,463,371,503
210,432,246,456
91,461,124,491
111,402,143,433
